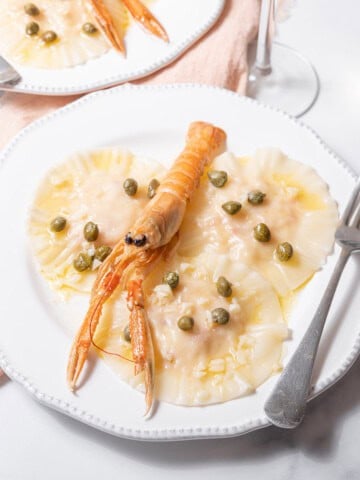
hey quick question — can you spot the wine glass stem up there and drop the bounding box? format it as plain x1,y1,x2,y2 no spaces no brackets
255,0,275,74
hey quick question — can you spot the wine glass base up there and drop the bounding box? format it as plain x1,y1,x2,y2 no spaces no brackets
247,42,320,118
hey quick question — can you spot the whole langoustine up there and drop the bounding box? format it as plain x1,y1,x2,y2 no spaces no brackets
67,121,226,415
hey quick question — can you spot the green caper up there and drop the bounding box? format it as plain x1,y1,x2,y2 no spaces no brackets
222,201,242,215
275,242,293,262
123,324,131,342
147,178,160,199
24,3,40,16
82,22,98,34
73,252,92,272
41,31,57,44
25,21,39,36
248,190,266,205
50,216,66,233
163,271,179,289
207,170,228,188
177,316,194,331
94,245,112,262
253,223,271,242
83,221,99,242
216,276,232,297
123,178,138,196
211,308,230,325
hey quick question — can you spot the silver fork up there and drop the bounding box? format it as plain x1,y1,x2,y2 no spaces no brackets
264,179,360,428
0,56,21,87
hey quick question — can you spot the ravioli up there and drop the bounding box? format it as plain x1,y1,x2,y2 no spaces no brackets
29,148,165,295
179,149,339,296
0,0,127,69
28,146,337,406
95,254,287,405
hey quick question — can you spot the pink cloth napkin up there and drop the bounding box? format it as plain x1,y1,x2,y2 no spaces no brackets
0,0,259,150
0,0,260,377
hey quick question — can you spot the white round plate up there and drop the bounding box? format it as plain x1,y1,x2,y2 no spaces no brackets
2,0,224,95
0,84,358,441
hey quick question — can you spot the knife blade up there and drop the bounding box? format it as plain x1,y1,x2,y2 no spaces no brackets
0,56,21,85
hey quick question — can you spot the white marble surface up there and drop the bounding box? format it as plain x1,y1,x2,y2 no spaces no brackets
1,0,360,478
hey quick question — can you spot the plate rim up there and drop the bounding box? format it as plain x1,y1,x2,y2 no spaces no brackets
0,83,359,441
1,0,225,96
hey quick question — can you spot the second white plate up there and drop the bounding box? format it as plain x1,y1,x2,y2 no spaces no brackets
1,0,224,95
0,84,358,441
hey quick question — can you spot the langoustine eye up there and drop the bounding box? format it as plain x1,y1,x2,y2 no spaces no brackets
124,233,133,245
134,234,147,247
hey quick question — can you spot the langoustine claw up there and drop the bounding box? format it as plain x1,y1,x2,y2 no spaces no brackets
122,0,169,42
86,0,168,56
87,0,125,54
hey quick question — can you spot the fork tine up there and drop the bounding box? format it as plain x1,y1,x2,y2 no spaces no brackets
342,179,360,225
